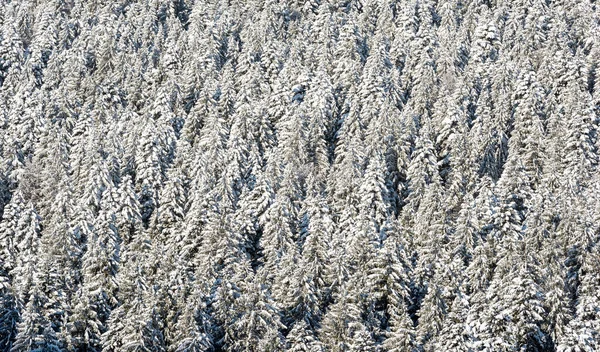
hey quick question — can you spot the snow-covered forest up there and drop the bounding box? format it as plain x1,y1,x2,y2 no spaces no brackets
0,0,599,351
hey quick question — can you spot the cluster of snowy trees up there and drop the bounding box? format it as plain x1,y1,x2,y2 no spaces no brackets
1,0,599,351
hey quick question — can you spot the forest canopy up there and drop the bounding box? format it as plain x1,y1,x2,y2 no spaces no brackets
0,0,599,351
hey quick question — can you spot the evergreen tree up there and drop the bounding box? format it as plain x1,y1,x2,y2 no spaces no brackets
11,287,62,352
5,195,41,306
70,184,121,352
557,245,600,351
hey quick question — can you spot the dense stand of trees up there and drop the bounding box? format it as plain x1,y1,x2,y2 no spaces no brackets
1,0,600,351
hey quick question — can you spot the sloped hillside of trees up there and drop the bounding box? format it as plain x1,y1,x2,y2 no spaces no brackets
1,0,600,351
